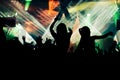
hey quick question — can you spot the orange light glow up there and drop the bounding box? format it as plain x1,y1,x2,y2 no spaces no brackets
37,9,58,27
48,0,59,15
25,21,36,32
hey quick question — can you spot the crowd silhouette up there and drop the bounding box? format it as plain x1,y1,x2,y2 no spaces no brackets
0,13,120,64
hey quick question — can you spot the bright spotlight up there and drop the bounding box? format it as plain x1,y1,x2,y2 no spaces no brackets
25,0,32,11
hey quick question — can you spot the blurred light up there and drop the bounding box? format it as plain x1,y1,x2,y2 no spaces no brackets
25,0,32,11
16,23,36,45
48,0,59,15
15,12,18,16
87,13,91,17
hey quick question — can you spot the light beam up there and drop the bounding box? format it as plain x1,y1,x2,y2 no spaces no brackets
25,0,32,11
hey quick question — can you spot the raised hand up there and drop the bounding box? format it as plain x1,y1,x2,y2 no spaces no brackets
55,11,63,21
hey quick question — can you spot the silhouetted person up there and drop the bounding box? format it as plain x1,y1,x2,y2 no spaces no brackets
0,19,7,56
50,15,72,57
22,36,34,56
35,36,44,56
108,40,119,56
0,18,6,46
75,26,113,56
6,37,23,56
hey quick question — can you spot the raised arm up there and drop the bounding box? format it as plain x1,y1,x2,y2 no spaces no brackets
50,12,62,37
92,32,113,39
50,18,57,35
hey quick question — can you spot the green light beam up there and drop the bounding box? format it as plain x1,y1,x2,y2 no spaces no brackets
25,0,32,11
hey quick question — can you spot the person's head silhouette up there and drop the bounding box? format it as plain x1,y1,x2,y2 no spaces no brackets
79,26,90,37
57,23,67,35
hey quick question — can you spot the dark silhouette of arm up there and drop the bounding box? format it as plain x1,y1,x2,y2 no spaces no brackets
50,13,60,37
50,19,57,37
92,32,113,39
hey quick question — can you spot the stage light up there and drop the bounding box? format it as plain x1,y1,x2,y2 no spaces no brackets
48,0,59,15
25,0,32,11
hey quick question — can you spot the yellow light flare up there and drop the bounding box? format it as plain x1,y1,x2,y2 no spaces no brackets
68,1,118,13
